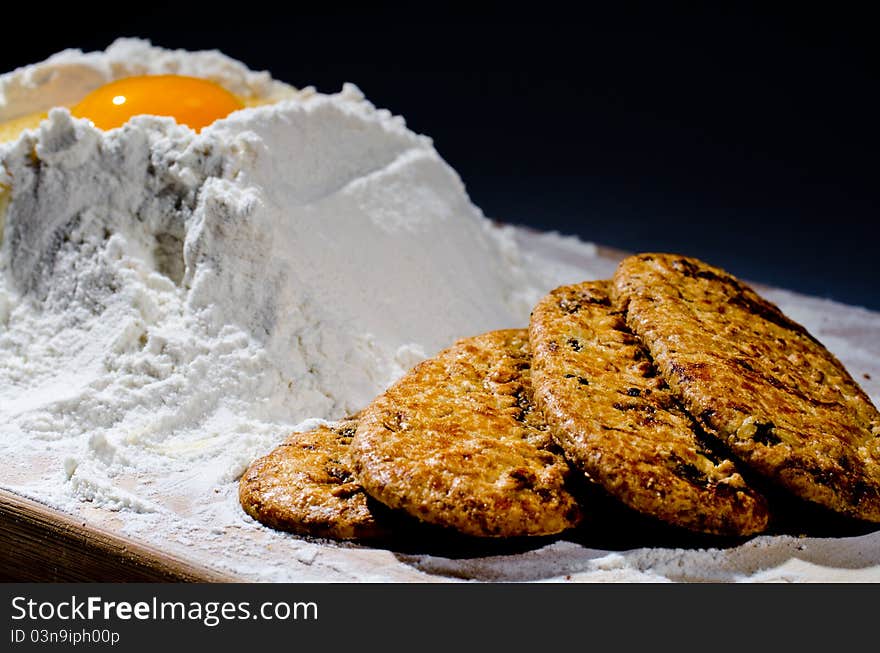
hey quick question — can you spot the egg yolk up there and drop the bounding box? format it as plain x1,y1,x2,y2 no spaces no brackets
71,75,244,131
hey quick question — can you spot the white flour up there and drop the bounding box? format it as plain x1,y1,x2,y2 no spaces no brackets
1,40,878,582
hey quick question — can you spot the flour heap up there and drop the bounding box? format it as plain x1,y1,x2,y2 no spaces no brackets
0,40,546,509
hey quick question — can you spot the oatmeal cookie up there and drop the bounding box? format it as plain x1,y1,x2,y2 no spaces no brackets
351,329,582,537
530,280,768,535
239,418,390,540
612,253,880,521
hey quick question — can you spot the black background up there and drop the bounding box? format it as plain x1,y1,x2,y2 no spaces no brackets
3,2,877,309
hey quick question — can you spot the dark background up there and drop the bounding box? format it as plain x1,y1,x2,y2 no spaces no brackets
4,2,877,309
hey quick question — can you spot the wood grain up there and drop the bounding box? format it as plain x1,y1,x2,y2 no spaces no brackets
0,489,234,582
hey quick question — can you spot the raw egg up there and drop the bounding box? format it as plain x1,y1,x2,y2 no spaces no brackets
71,75,244,131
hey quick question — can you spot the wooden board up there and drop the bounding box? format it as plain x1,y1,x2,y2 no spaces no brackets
1,243,878,582
0,489,234,582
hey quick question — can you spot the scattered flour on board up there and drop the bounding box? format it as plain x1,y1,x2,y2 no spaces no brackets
1,40,878,582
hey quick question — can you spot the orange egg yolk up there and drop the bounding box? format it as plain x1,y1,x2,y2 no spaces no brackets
71,75,244,132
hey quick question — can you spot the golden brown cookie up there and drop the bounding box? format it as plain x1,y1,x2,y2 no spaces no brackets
350,329,582,538
239,418,390,540
612,253,880,522
530,280,769,535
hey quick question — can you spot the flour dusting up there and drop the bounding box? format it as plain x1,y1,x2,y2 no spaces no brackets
1,40,878,582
